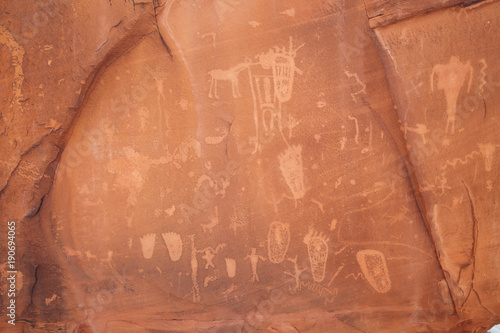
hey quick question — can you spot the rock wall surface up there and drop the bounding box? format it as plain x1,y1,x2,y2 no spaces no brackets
0,0,499,332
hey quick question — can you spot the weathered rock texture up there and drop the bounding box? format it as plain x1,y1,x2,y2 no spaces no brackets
0,0,499,332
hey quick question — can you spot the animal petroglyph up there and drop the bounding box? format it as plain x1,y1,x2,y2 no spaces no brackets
99,251,115,268
303,229,329,283
279,145,306,200
268,222,290,264
356,249,391,293
431,56,473,134
208,37,304,152
161,232,183,262
0,25,25,108
344,70,367,103
139,233,156,259
208,59,250,99
201,206,219,233
244,248,266,282
225,258,236,278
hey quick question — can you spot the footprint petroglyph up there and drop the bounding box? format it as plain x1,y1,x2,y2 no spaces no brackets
268,221,290,264
303,229,329,282
140,233,157,259
225,258,236,278
161,232,183,262
356,249,392,293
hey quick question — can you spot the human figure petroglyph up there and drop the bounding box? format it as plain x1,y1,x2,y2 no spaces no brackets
267,222,290,264
244,248,266,282
161,232,183,262
303,229,329,283
208,58,251,99
431,56,473,134
139,233,156,259
279,145,306,200
200,244,227,270
356,249,391,293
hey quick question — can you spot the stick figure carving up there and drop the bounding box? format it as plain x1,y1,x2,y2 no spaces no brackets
431,56,473,134
244,248,266,282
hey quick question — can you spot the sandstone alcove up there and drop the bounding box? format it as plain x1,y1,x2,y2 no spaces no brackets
1,0,500,332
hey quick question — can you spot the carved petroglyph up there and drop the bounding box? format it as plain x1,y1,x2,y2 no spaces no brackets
327,264,345,287
405,123,430,144
244,248,266,283
208,37,304,152
0,25,25,107
344,70,367,103
204,274,218,287
431,56,473,134
356,249,391,293
284,256,307,292
201,206,219,233
267,222,290,264
440,143,499,172
161,232,183,262
208,59,251,99
140,233,156,259
478,143,497,172
225,258,236,278
279,145,306,200
348,115,360,144
361,121,373,154
200,244,227,269
189,235,201,302
99,251,115,269
478,59,487,96
303,229,329,282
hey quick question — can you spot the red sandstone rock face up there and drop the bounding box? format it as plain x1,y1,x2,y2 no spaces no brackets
0,0,499,332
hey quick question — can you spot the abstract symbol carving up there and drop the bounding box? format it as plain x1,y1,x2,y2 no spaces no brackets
431,56,473,134
279,145,306,200
139,233,156,259
267,221,290,263
303,229,329,282
161,232,183,262
356,249,391,293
